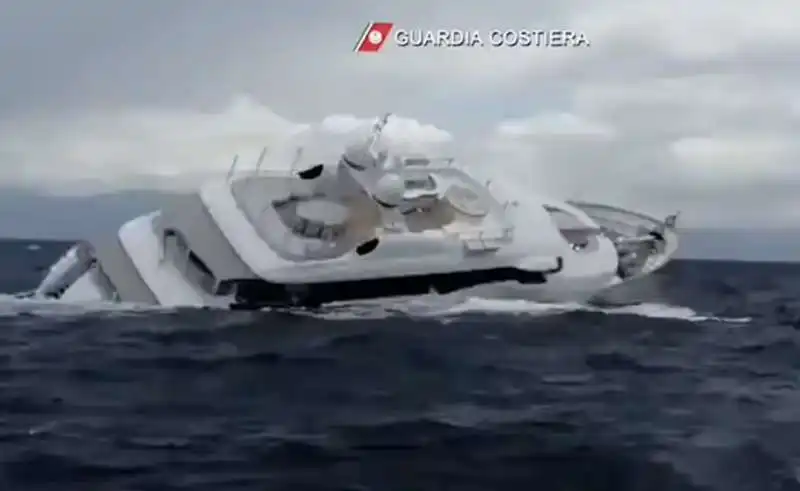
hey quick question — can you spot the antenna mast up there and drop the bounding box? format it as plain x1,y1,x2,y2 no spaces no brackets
226,154,239,181
366,112,391,158
254,146,268,173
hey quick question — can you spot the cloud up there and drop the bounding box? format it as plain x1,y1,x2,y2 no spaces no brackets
0,0,798,228
670,136,794,183
319,114,452,145
572,0,799,62
0,97,457,196
495,113,616,139
1,89,798,228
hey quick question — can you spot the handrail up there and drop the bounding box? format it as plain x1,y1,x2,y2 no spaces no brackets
222,143,466,181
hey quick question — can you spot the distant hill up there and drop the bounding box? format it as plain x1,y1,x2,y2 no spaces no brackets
0,188,797,262
0,188,185,240
676,228,798,262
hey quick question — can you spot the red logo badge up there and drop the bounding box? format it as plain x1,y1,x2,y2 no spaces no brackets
354,22,394,53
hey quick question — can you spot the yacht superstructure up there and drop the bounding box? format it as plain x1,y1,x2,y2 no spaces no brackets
24,114,680,309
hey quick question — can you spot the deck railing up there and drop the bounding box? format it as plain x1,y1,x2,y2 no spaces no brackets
224,145,465,180
443,225,515,251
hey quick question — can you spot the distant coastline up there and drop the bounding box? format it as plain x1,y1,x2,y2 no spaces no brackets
1,233,798,264
0,188,797,262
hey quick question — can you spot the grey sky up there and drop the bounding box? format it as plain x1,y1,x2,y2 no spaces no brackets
0,0,799,233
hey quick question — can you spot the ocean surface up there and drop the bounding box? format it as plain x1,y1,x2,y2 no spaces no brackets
1,238,800,490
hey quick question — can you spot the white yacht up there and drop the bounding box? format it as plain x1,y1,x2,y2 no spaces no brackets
23,114,680,309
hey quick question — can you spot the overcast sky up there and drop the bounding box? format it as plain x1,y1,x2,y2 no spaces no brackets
0,0,798,229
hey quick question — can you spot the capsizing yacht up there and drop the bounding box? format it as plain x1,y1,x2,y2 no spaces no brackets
22,114,680,309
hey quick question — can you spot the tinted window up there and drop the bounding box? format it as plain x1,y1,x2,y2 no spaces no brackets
404,176,434,190
216,281,236,296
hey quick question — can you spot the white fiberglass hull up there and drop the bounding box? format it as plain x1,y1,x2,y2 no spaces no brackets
25,205,678,310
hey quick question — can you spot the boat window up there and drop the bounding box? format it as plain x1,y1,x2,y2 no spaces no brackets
215,280,236,296
188,251,213,277
187,250,216,294
163,228,221,295
403,157,431,167
404,176,435,191
163,229,190,259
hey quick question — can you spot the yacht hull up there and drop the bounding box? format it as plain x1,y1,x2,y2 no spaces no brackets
26,209,677,310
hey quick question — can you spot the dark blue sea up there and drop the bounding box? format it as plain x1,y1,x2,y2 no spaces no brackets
2,238,800,490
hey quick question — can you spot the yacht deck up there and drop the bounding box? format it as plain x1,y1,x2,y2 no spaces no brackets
229,167,509,261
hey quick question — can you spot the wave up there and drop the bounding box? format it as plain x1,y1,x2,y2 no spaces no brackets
0,293,749,324
436,297,751,323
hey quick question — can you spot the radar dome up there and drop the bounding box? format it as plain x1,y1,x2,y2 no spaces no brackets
373,173,405,207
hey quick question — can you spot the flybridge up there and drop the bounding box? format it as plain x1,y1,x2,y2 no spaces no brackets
288,113,518,250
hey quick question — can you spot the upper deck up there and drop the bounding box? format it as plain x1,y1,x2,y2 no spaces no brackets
228,164,516,263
